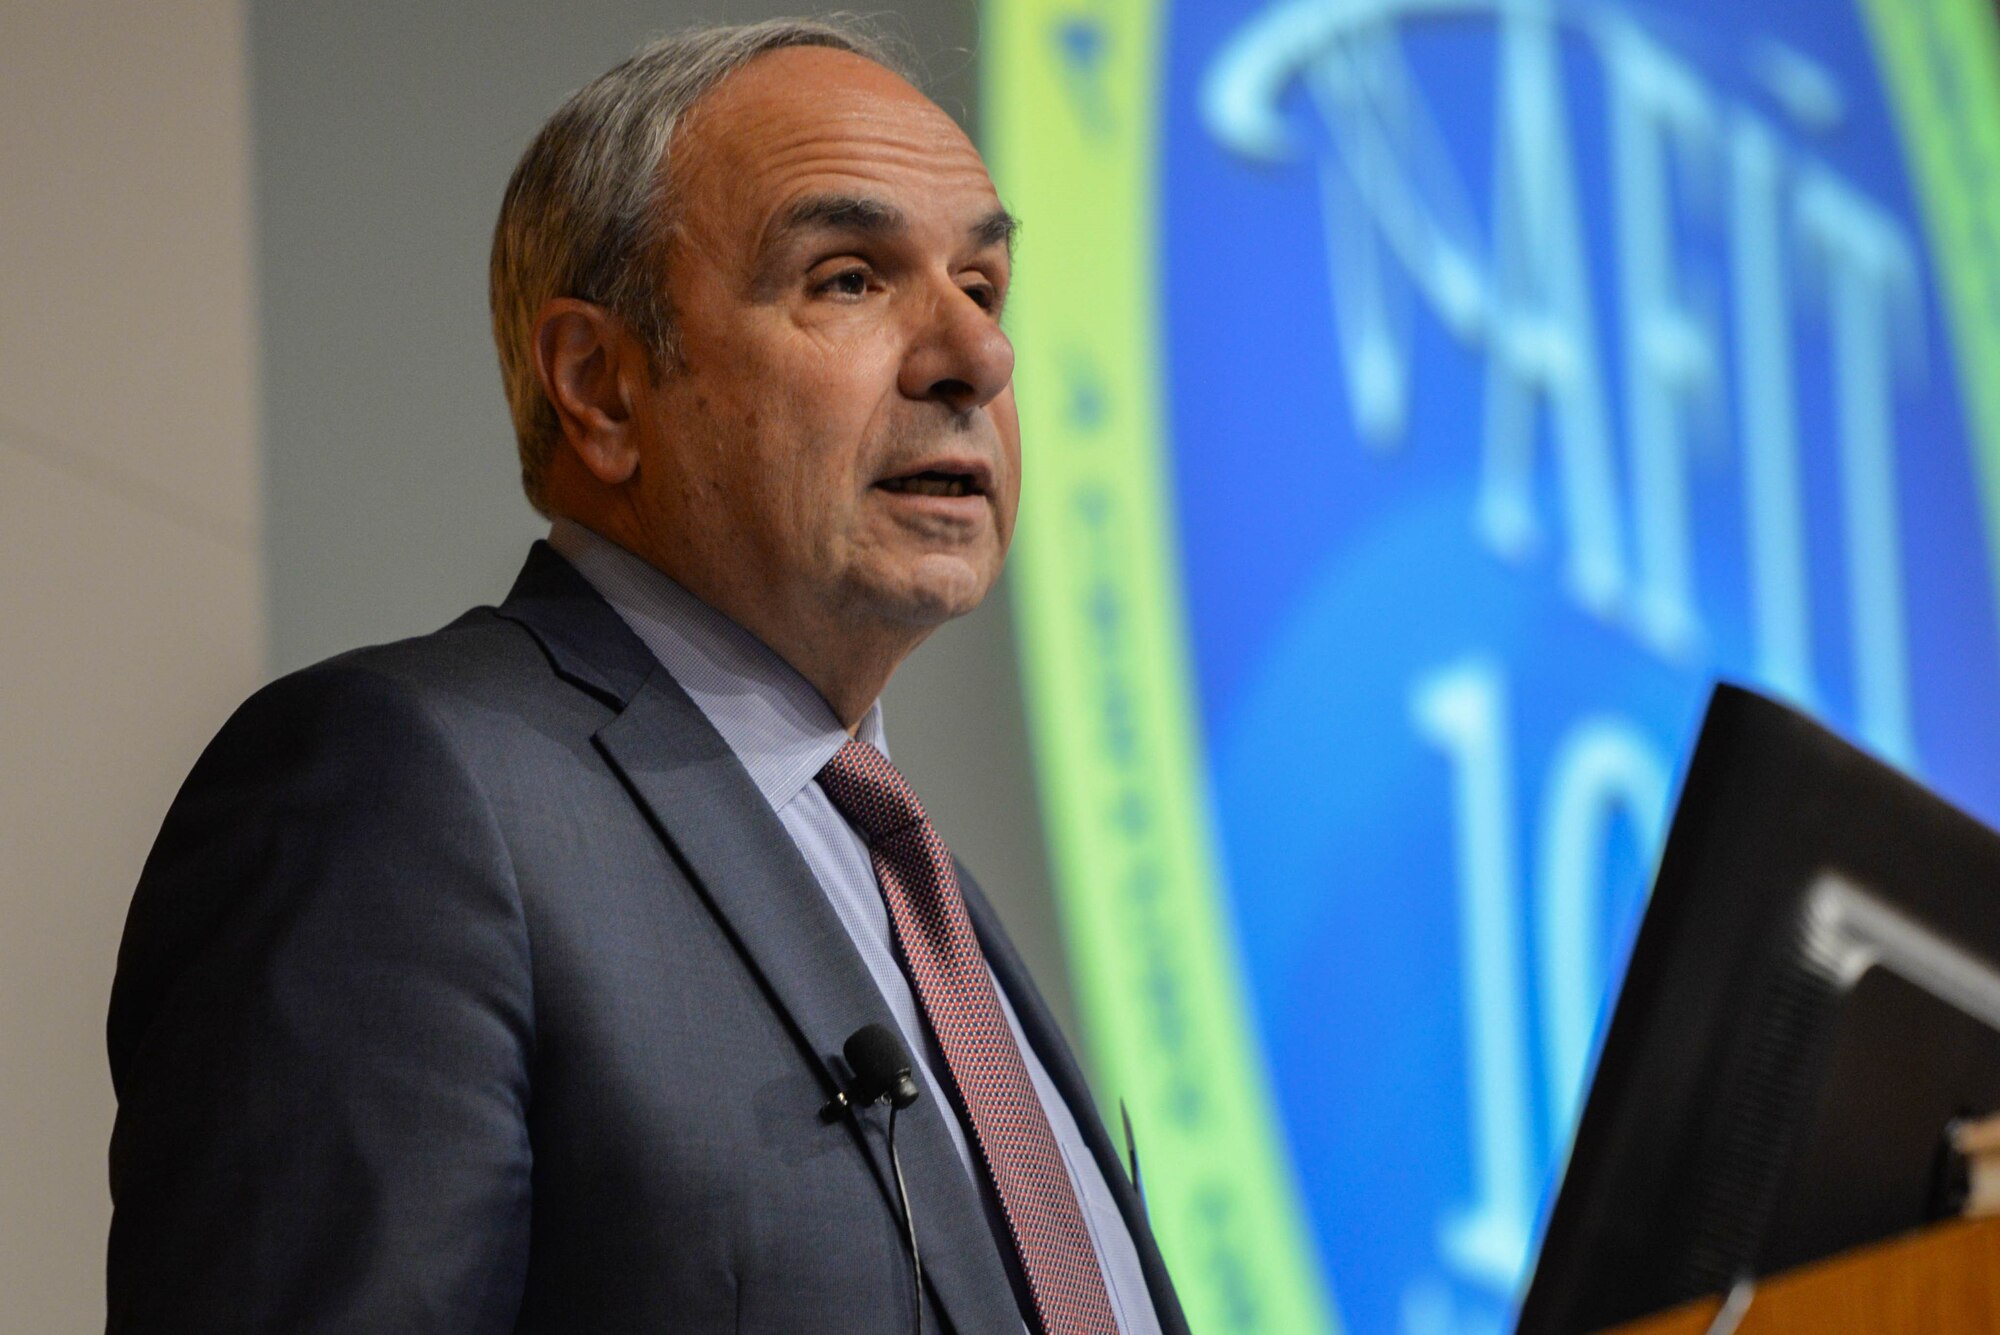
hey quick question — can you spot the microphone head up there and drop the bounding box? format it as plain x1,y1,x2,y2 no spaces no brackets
844,1023,921,1110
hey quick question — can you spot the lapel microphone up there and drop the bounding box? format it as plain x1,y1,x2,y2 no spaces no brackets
821,1023,926,1335
844,1023,922,1111
818,1023,921,1120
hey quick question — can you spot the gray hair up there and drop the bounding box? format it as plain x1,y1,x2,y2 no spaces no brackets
490,16,907,514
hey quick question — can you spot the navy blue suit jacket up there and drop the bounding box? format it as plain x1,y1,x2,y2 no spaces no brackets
107,544,1188,1334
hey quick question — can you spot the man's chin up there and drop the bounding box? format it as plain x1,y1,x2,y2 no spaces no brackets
863,554,1000,628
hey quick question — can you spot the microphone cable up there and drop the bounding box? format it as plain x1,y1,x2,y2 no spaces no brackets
825,1023,927,1334
886,1100,924,1335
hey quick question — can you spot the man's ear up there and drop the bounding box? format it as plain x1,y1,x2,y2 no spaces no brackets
531,298,646,486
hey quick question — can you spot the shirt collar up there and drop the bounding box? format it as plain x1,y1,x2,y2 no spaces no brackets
547,518,888,812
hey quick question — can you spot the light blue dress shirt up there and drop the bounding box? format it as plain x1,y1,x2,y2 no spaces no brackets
548,520,1161,1335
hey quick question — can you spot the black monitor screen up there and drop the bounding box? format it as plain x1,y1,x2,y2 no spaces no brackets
1517,685,2000,1335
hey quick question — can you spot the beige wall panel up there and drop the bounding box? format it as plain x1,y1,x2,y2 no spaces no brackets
0,1,258,530
0,442,261,1331
0,1,260,1328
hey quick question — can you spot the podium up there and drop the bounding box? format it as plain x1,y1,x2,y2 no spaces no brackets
1600,1215,2000,1334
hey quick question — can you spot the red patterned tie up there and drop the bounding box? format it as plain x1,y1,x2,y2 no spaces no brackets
817,738,1120,1335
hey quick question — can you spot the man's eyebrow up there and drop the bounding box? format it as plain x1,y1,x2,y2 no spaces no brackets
973,208,1020,256
766,195,1020,258
770,194,908,244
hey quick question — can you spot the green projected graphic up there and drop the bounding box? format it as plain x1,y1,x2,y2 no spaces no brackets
984,1,1341,1331
1861,0,2000,627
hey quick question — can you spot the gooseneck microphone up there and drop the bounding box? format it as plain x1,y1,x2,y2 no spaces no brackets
822,1023,926,1335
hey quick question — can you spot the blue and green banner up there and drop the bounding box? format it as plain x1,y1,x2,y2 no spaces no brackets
985,0,2000,1331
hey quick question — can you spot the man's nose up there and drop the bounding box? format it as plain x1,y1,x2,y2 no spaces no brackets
899,281,1015,415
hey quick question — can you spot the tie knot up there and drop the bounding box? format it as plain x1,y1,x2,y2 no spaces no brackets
815,738,927,843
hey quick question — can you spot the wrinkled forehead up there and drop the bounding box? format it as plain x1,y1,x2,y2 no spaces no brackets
669,46,1001,250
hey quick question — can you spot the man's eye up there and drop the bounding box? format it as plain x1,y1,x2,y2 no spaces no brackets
817,269,871,298
964,282,999,312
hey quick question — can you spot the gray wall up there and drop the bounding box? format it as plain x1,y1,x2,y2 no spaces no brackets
249,1,1073,1031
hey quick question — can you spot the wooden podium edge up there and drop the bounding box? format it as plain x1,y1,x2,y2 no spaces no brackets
1599,1215,2000,1334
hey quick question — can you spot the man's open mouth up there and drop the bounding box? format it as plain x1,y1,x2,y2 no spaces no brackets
878,470,982,498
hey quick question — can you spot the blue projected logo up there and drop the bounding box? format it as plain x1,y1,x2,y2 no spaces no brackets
1158,0,2000,1330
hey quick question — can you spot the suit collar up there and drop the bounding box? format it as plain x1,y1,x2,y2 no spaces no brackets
495,545,1027,1335
543,519,891,814
493,540,657,708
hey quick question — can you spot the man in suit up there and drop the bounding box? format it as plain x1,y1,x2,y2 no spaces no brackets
107,17,1187,1335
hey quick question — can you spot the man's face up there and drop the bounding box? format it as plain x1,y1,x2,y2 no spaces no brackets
627,46,1019,644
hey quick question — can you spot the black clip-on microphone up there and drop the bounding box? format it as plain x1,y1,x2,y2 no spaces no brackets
821,1024,926,1334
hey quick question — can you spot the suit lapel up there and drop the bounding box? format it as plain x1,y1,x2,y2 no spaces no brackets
960,867,1194,1335
498,546,1024,1335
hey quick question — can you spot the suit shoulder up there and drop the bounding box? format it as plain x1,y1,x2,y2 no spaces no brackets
148,612,606,847
115,611,549,1079
282,606,553,705
236,607,585,742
